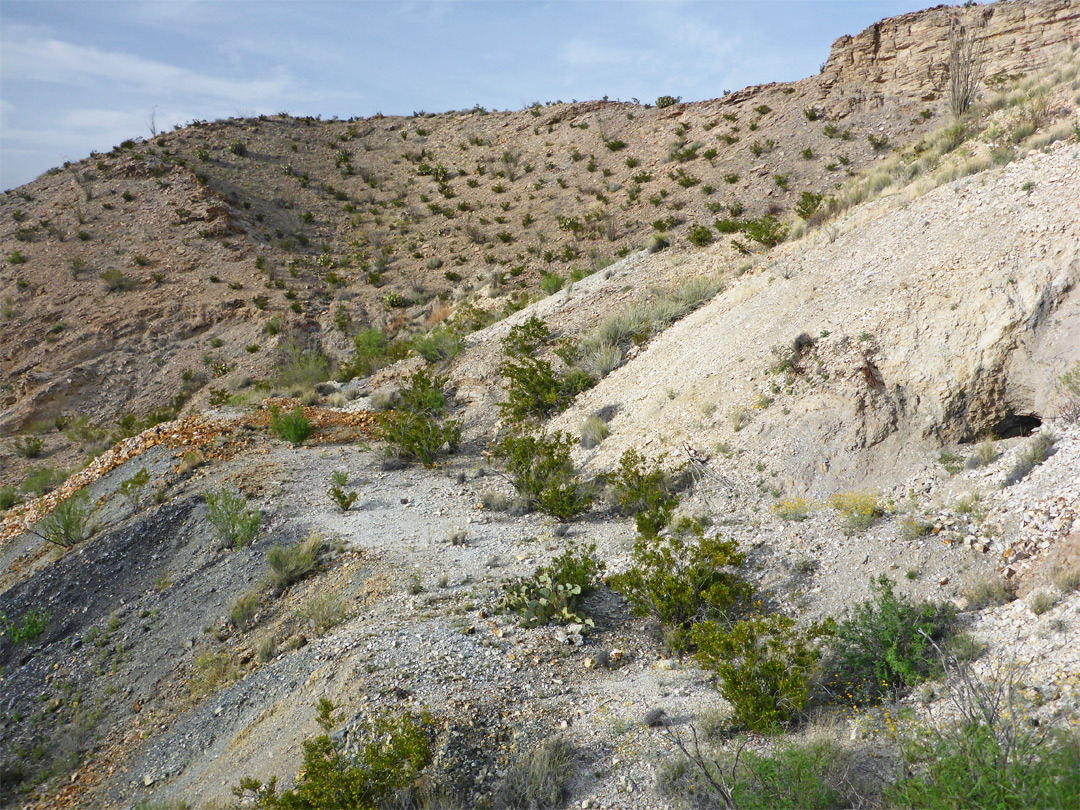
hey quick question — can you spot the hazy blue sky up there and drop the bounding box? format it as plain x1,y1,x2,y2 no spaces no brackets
1,0,934,190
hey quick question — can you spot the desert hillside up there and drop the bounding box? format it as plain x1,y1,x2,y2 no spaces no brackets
1,3,1079,810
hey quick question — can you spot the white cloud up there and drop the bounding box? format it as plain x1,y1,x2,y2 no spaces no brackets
1,34,294,102
559,39,631,68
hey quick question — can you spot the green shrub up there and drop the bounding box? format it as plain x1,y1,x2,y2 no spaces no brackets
204,486,261,548
376,368,461,467
731,739,857,809
269,405,313,446
328,486,358,511
116,466,151,514
266,533,323,592
20,465,67,495
540,272,564,295
828,490,883,535
412,327,461,363
939,450,964,475
235,701,434,810
101,268,136,291
0,487,19,510
656,95,681,108
609,519,753,648
494,735,576,810
11,436,44,458
826,575,956,705
891,717,1080,810
1,607,50,645
693,614,828,732
8,249,27,264
609,448,680,537
33,492,93,548
230,591,260,631
493,431,593,521
687,224,714,246
274,338,332,391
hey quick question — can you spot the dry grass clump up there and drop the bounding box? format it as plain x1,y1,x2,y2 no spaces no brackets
1050,564,1080,594
266,532,323,592
186,651,243,702
580,415,610,449
962,574,1015,609
966,439,998,469
576,274,723,380
301,591,348,636
229,590,261,631
1027,588,1056,616
493,735,575,810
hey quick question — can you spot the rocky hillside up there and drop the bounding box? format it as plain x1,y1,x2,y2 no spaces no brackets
1,2,1079,809
2,1,1075,445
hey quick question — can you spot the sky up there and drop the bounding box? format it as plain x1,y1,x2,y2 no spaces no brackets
1,0,937,191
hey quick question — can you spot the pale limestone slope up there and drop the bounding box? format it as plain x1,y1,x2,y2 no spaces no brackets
551,141,1080,496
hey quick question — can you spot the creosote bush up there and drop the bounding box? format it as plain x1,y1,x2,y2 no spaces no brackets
826,575,956,705
204,486,261,548
609,518,753,649
493,431,593,521
693,614,829,732
609,448,681,537
236,700,434,809
269,405,313,446
890,654,1080,810
499,316,592,423
376,367,461,467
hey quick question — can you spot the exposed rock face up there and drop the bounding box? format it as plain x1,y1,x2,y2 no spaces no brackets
821,0,1079,105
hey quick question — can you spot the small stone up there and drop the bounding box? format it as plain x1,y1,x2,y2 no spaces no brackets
644,707,667,727
938,577,949,586
143,774,155,787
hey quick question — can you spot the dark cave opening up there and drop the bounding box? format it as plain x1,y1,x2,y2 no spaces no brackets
990,412,1042,439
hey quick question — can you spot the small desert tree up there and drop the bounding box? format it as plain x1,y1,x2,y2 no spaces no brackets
948,10,985,119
